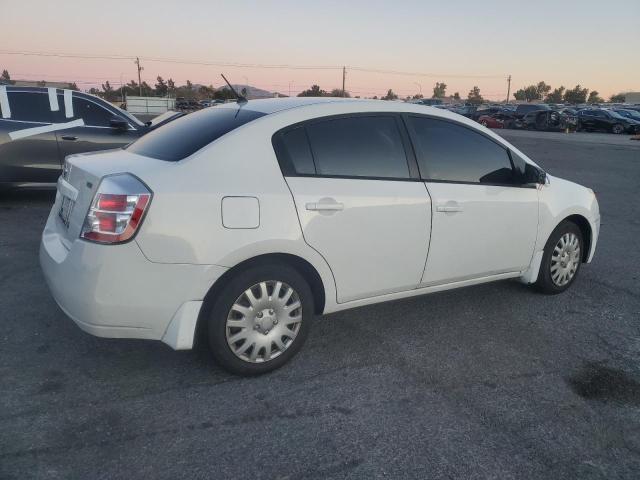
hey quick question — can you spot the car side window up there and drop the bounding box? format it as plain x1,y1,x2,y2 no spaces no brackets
71,96,116,127
303,116,410,179
5,92,52,123
280,127,316,175
408,116,515,185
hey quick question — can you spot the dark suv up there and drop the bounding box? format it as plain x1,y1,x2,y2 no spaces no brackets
0,86,179,189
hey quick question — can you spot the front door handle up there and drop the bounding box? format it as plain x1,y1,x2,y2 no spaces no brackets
436,203,463,213
305,202,344,211
61,135,78,141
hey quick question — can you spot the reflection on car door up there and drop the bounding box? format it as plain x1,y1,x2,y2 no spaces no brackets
275,115,432,303
55,93,139,160
0,90,60,184
406,116,538,286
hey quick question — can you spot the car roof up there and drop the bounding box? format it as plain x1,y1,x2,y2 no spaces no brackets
215,96,360,115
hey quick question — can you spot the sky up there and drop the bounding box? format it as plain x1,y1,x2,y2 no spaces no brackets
1,0,639,100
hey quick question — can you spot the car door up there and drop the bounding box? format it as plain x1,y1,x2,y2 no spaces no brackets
406,115,538,286
0,89,61,184
55,92,140,160
274,114,432,303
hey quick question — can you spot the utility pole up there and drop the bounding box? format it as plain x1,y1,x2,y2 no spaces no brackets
506,74,511,104
342,66,346,97
134,57,144,96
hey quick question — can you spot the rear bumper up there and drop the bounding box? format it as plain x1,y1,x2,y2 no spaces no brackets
40,210,227,348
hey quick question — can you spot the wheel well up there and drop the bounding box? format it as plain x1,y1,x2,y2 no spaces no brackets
564,214,592,262
194,253,326,346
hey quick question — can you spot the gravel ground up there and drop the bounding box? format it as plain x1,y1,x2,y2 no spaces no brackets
1,130,639,479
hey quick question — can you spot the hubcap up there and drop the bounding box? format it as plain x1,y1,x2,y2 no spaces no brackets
225,280,302,363
550,232,580,287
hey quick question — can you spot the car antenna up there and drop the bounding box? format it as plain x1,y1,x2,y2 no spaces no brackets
221,74,247,104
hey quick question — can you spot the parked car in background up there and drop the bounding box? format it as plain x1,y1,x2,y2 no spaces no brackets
40,97,599,375
520,109,577,132
477,111,514,129
611,108,640,122
577,109,640,134
450,105,477,118
513,103,551,120
471,105,510,122
0,86,179,189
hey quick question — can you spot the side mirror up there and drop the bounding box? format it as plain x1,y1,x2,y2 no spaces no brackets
109,117,129,132
524,163,546,185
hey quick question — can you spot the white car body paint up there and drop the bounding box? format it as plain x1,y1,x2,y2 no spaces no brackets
40,98,600,351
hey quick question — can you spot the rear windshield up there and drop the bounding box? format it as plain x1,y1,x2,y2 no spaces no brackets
127,107,266,161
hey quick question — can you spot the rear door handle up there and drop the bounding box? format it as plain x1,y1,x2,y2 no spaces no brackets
436,204,463,213
305,202,344,211
61,135,78,141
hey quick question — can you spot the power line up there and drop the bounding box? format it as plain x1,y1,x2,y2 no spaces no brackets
0,49,505,78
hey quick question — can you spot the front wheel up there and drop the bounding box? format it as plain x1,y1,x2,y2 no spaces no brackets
612,123,625,134
207,264,313,375
535,221,583,294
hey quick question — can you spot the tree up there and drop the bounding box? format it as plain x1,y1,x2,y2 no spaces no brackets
382,89,398,101
1,69,13,84
609,92,626,103
140,81,153,97
68,83,79,91
413,93,424,99
330,88,350,98
101,80,119,101
432,82,447,98
536,81,551,98
467,86,483,104
155,76,168,96
167,78,176,96
563,85,589,104
545,86,565,103
588,91,604,104
513,81,552,102
213,87,235,101
453,92,460,100
88,87,101,96
297,85,327,97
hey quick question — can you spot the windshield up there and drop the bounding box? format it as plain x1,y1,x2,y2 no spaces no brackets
111,103,144,127
608,110,626,120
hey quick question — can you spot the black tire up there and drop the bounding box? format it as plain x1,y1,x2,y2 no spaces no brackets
535,220,584,294
612,124,625,134
207,264,314,376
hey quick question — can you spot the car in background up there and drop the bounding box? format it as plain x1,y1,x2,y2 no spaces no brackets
477,111,516,129
611,108,640,122
513,103,551,120
471,105,505,121
40,97,599,375
519,109,576,132
577,109,640,134
477,114,505,129
450,105,477,118
0,86,180,189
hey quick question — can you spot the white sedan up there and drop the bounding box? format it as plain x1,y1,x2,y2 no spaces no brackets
40,98,600,375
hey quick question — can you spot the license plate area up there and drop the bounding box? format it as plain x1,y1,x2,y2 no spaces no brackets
58,195,75,228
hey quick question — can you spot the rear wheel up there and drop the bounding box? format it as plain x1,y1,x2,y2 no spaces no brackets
207,264,313,375
480,120,489,127
535,221,583,294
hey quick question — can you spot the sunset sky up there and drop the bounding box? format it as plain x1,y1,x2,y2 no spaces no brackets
1,0,638,100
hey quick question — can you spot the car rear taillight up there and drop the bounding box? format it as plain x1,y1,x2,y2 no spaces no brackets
81,174,152,244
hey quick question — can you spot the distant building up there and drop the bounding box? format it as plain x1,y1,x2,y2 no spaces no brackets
625,92,640,104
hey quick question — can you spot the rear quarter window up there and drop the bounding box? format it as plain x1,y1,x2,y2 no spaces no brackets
127,107,266,161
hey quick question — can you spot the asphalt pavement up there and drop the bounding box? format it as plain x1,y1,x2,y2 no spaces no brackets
1,130,639,479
